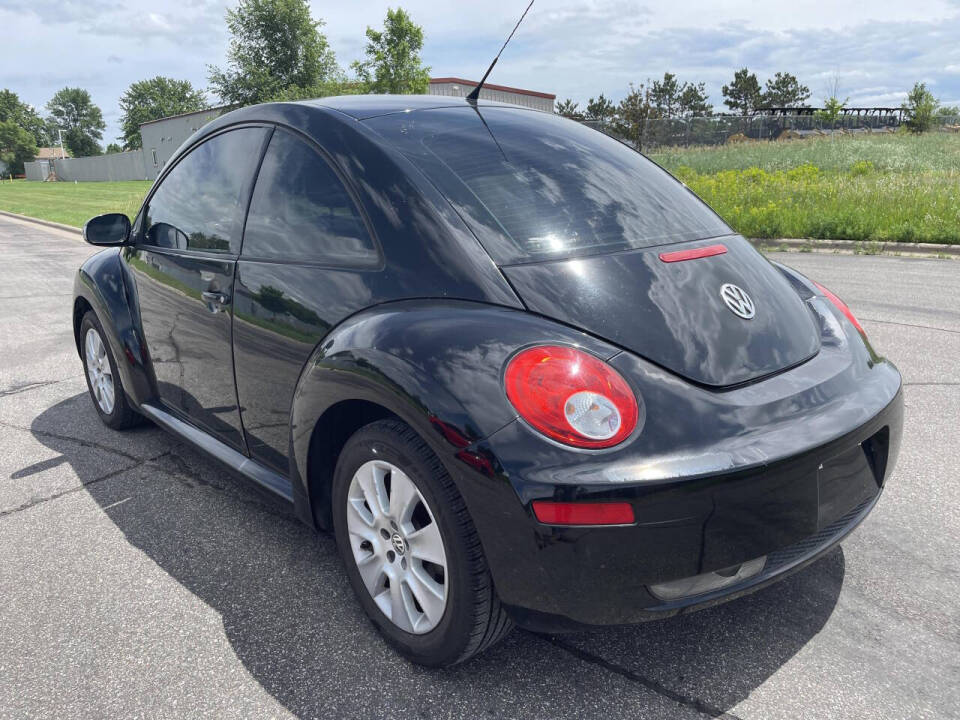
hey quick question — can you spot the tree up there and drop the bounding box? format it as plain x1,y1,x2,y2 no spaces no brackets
0,121,38,175
650,73,681,118
268,74,359,102
118,77,206,150
352,8,430,94
643,75,711,118
762,72,811,108
105,143,124,154
45,87,105,157
208,0,340,106
586,94,615,124
936,104,960,117
722,68,762,115
612,82,655,150
815,96,846,127
678,82,711,117
555,98,582,119
0,89,50,146
814,77,848,128
902,82,939,133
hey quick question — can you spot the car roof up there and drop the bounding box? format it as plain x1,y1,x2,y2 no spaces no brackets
303,94,542,121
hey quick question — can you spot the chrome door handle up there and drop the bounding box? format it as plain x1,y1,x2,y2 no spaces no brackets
201,290,230,306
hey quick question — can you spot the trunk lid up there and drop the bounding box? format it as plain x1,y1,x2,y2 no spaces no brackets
501,236,820,387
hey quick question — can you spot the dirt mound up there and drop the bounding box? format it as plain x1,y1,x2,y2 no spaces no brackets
726,132,751,144
777,129,804,140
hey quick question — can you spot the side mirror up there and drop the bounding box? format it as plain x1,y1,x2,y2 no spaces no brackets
82,213,131,246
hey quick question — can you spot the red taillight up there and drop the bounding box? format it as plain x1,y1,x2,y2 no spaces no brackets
814,282,865,336
532,501,635,526
659,243,728,263
503,345,639,449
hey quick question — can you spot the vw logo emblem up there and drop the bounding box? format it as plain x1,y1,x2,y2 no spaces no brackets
720,283,755,319
391,533,406,555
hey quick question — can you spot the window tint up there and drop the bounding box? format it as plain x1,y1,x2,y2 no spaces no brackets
242,129,375,265
365,108,731,264
143,127,268,254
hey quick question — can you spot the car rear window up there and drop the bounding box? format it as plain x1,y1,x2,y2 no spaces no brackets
365,107,731,265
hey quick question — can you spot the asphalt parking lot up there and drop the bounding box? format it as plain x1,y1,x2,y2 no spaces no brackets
1,212,958,719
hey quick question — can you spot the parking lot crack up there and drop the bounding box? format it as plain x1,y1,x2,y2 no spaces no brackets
144,452,300,524
542,635,743,719
0,420,144,463
0,379,69,398
860,317,960,336
0,451,171,520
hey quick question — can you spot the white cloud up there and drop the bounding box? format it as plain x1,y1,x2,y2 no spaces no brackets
1,0,959,143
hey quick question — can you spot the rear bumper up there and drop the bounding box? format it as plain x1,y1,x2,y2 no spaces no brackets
508,488,881,632
460,366,902,630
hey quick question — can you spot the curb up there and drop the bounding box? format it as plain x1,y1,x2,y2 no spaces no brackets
750,237,960,258
0,209,82,236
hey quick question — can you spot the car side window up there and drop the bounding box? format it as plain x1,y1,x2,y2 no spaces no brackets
142,127,268,254
242,129,376,265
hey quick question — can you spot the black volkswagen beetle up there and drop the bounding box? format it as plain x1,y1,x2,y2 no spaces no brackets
73,96,902,666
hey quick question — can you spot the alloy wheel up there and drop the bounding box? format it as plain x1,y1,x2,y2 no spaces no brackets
346,460,448,634
84,327,115,415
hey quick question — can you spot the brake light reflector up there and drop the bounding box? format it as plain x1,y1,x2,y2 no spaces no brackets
532,501,635,526
503,345,639,449
814,282,865,335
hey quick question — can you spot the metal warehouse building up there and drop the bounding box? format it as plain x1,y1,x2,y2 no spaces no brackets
138,105,232,178
428,77,555,112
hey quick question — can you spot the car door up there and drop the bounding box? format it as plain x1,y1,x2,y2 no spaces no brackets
128,126,272,451
232,127,380,473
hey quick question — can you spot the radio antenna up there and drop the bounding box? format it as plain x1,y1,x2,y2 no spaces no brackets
466,0,535,102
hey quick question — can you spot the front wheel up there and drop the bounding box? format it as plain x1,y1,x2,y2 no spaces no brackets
79,311,142,430
332,419,513,666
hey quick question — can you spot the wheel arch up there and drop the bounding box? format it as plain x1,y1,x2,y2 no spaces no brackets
305,398,400,529
72,295,94,357
73,248,155,408
290,342,488,531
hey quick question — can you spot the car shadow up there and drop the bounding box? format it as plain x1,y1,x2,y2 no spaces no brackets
29,394,845,717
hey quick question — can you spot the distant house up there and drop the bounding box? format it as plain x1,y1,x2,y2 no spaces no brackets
34,147,70,160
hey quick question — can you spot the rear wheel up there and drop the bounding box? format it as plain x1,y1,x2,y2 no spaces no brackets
332,419,513,666
79,311,142,430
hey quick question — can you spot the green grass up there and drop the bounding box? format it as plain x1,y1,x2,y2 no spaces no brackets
650,132,960,244
0,179,151,228
1,132,959,245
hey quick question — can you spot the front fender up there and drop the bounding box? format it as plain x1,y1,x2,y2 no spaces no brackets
288,300,618,527
73,248,154,407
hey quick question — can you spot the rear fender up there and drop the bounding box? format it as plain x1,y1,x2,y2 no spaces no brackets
287,300,617,528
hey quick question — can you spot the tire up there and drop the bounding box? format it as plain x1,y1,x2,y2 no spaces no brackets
332,419,513,666
79,311,143,431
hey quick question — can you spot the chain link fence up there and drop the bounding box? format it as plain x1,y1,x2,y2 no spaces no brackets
582,114,960,151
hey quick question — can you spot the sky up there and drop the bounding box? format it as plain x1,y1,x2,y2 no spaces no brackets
1,0,959,146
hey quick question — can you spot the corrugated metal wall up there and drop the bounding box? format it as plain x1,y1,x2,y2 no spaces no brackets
24,152,148,182
23,160,50,181
428,82,554,112
23,107,226,182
